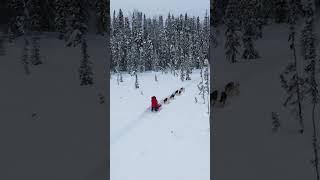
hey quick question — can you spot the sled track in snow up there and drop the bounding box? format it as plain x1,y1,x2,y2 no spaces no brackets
110,108,152,145
110,77,200,145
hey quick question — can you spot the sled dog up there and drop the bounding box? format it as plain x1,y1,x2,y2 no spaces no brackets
225,81,240,96
219,91,227,106
170,94,175,99
210,90,219,105
163,97,169,104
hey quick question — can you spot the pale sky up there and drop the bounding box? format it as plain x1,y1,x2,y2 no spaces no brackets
110,0,209,18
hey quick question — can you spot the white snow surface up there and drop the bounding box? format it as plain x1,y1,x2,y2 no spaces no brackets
110,70,210,180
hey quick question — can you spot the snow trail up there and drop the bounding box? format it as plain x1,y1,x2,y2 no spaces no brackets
111,71,209,180
110,76,201,145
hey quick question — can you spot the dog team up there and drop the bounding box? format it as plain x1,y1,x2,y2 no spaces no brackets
151,87,185,112
163,87,185,104
210,81,240,107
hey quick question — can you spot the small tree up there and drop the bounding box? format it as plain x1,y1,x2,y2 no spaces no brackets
271,112,281,133
135,72,139,89
21,38,30,75
0,32,5,56
31,35,42,65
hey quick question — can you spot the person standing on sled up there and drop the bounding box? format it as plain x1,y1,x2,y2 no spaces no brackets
151,96,161,112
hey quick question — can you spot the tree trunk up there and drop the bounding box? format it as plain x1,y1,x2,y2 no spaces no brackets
292,32,304,133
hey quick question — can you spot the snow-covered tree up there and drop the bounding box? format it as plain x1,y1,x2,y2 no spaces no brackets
110,10,210,81
204,59,210,111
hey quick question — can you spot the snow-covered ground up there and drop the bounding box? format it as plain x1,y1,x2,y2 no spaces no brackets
110,70,210,180
211,18,320,180
0,34,108,179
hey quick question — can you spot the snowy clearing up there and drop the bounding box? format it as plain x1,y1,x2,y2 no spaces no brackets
110,70,210,180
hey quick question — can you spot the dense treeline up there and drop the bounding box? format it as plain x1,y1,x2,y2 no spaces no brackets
3,0,109,43
110,10,210,80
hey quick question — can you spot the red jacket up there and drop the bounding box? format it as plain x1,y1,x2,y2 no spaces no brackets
151,96,160,108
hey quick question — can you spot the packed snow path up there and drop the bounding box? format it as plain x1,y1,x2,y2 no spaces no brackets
110,71,210,180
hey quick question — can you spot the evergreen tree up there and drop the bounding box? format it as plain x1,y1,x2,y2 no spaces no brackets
198,63,206,104
135,72,139,89
21,38,30,75
54,0,69,39
0,32,6,56
185,46,193,80
65,0,88,47
279,0,305,133
274,0,289,23
211,0,230,26
95,0,108,35
204,59,210,108
79,37,94,86
240,0,260,60
123,17,132,72
28,0,42,32
7,0,25,38
224,0,241,63
31,35,42,65
301,2,320,179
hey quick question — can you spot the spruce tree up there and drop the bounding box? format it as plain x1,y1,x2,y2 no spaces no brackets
274,0,289,23
301,2,320,179
95,0,108,35
54,0,69,39
279,0,305,133
240,0,260,60
185,46,193,80
21,38,30,75
65,0,88,47
224,0,241,63
7,0,25,38
135,72,139,89
0,32,6,56
31,35,42,65
28,0,42,32
198,63,206,104
79,37,94,86
204,59,210,108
